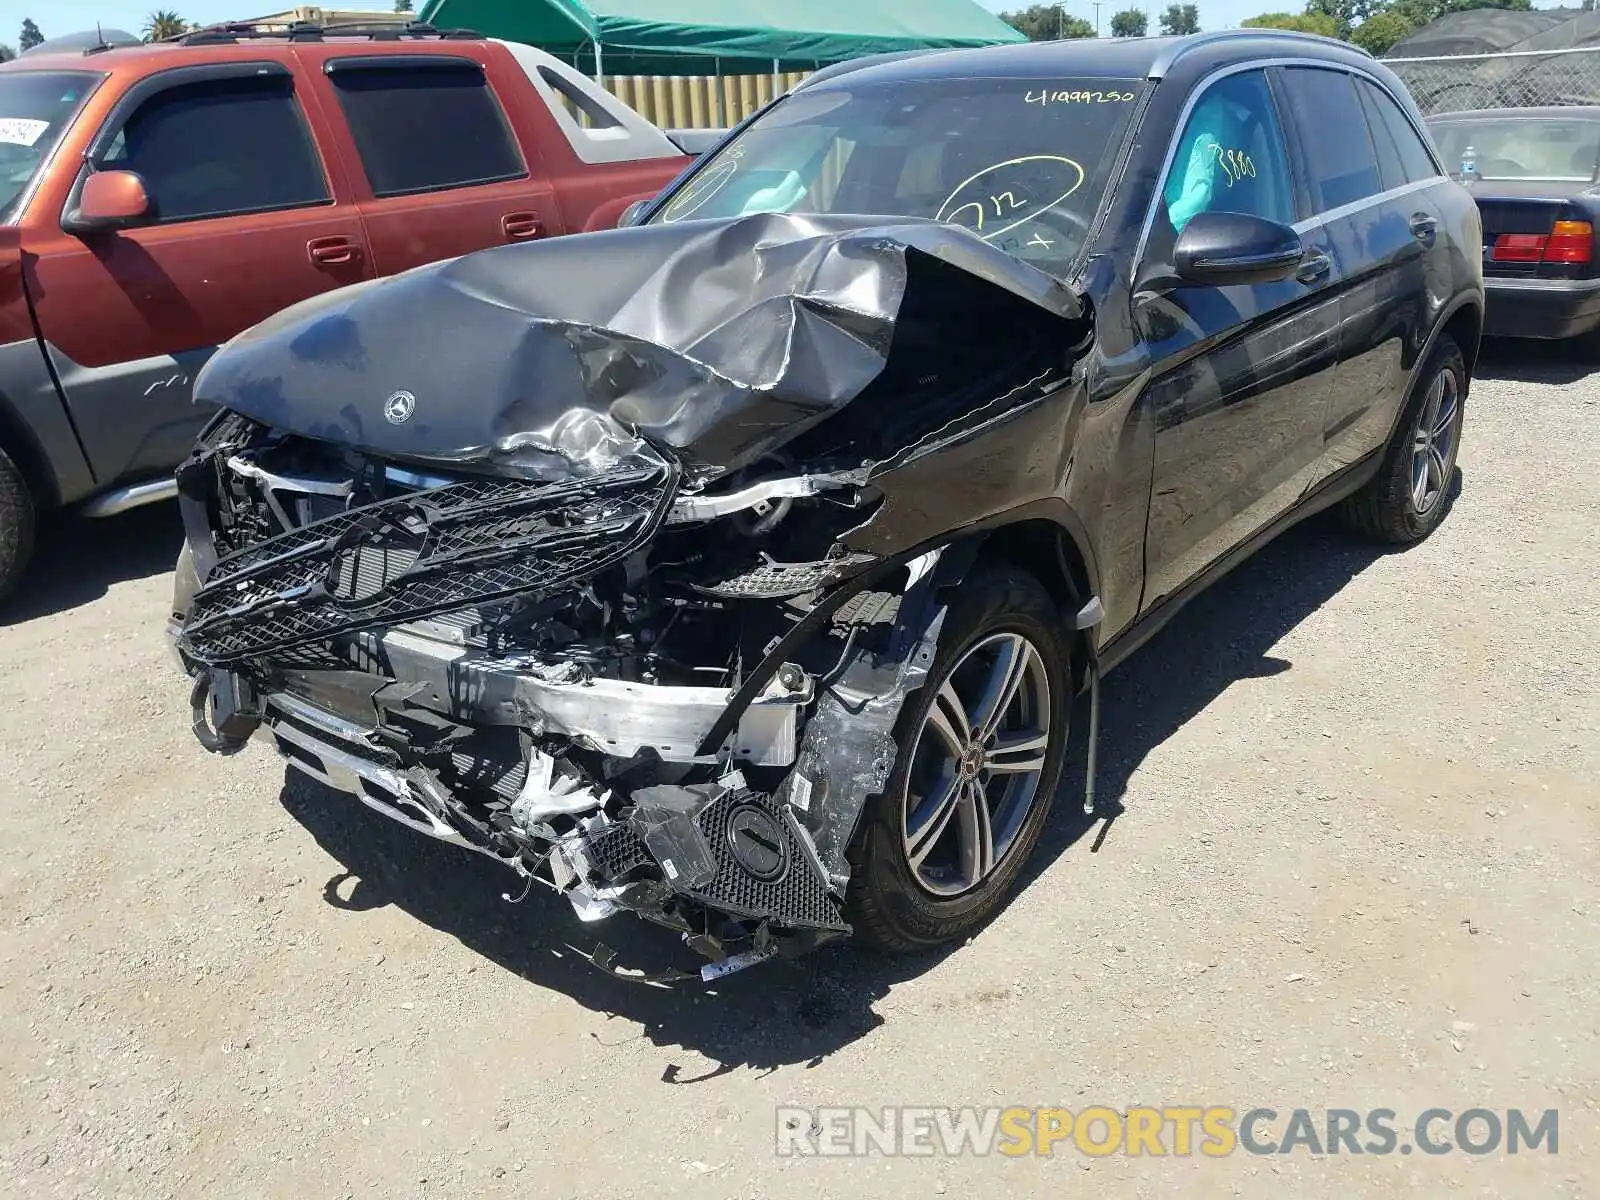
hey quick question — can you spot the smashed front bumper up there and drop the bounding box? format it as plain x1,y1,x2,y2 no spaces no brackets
248,686,848,936
179,630,935,975
171,417,948,975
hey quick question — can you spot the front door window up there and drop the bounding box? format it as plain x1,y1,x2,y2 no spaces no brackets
1160,69,1295,239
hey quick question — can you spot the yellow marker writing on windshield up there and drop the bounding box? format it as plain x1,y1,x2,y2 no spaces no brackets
936,155,1086,243
1026,89,1136,106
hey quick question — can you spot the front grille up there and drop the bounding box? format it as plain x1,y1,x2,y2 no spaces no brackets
181,462,677,665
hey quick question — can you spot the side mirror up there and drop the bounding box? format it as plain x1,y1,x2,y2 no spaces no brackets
64,169,151,233
1173,211,1304,287
617,199,651,228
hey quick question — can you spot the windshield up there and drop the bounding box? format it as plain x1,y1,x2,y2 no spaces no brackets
0,71,99,223
1431,116,1600,181
649,77,1146,273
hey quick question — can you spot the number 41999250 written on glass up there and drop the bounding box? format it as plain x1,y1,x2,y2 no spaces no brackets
1025,89,1136,106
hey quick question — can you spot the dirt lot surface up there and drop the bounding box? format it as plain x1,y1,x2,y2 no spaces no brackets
1,344,1597,1199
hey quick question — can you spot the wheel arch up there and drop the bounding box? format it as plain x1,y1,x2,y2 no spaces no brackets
1373,293,1481,456
971,517,1091,614
947,507,1103,691
0,388,59,510
1439,297,1483,384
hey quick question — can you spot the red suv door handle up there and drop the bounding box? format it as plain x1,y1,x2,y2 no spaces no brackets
307,236,361,266
501,212,544,241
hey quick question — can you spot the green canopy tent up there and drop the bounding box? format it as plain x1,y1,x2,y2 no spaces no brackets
415,0,1026,77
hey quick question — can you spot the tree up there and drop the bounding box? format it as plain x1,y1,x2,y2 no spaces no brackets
1350,7,1414,53
1159,4,1201,34
1304,0,1371,36
1001,5,1097,40
1242,9,1340,35
1245,0,1526,50
143,10,189,41
0,43,14,62
394,0,414,11
18,18,43,51
1110,7,1149,35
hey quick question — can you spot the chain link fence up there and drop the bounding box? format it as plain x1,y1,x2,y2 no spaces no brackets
1387,46,1600,115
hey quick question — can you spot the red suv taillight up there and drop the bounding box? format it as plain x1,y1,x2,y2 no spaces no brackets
1490,220,1594,264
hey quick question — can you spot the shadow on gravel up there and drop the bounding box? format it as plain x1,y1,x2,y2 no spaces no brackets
1028,513,1394,888
1473,336,1594,385
0,503,183,625
277,510,1419,1070
279,772,942,1075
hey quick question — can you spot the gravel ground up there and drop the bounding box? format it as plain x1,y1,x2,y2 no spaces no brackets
1,342,1597,1199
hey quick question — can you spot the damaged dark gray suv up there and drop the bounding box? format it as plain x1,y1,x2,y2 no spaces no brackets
170,32,1483,979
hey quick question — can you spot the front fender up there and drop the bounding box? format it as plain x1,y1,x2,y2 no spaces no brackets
0,339,96,508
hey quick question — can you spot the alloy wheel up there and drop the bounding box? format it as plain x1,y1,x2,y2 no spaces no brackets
901,632,1053,897
1410,365,1460,515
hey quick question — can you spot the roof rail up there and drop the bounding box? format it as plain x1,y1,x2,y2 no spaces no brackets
794,49,946,92
1149,27,1373,77
174,19,483,46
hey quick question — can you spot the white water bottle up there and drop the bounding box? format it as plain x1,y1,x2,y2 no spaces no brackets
1461,144,1478,181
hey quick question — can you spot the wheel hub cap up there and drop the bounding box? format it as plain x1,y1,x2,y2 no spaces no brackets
1410,367,1459,515
900,631,1052,897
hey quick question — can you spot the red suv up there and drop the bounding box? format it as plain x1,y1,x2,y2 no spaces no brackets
0,22,692,600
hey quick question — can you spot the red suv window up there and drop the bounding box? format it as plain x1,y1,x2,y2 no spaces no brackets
103,75,329,222
328,60,526,198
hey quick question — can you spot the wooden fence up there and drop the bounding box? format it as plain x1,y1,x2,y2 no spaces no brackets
598,72,811,129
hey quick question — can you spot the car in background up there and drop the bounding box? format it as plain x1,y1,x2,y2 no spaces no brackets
0,21,692,602
1429,106,1600,355
169,31,1483,979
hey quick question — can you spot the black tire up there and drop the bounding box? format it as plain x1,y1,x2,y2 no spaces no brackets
846,565,1071,952
1338,335,1466,545
0,445,36,606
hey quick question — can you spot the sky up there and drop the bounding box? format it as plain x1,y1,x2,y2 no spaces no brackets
0,0,1571,50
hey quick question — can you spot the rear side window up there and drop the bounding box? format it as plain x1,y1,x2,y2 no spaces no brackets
1278,67,1381,212
1357,78,1440,184
1358,83,1408,193
329,62,526,197
537,67,621,130
103,76,328,222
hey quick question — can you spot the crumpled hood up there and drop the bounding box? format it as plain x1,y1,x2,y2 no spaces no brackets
192,212,1084,478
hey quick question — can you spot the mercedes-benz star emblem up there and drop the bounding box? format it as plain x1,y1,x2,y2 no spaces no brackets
383,390,416,425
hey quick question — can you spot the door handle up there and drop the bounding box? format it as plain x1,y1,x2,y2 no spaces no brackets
501,211,544,240
307,235,361,266
1409,213,1438,244
1296,251,1332,284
